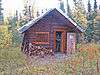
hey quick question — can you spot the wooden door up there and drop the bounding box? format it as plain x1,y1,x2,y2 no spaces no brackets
67,33,76,54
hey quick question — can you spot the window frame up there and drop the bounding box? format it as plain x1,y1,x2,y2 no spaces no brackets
32,32,50,44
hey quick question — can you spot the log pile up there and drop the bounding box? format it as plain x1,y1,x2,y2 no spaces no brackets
24,43,54,57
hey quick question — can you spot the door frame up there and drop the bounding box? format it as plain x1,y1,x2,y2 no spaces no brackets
54,29,66,53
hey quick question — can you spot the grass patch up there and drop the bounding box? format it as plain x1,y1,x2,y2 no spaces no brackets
0,43,100,75
0,47,26,75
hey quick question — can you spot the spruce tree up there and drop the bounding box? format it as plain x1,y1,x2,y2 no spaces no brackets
94,21,100,42
10,16,22,46
0,0,3,25
66,0,71,17
85,0,95,42
88,0,91,12
94,0,97,11
23,1,32,21
85,19,94,42
59,0,65,13
94,1,100,42
93,0,97,17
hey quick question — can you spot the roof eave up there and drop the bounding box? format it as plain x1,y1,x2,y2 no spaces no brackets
18,8,84,33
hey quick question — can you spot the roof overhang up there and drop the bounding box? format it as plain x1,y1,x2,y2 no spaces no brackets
18,8,84,33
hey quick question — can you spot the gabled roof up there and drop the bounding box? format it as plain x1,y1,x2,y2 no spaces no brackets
18,8,84,33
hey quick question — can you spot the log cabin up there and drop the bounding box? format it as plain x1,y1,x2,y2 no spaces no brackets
18,8,83,55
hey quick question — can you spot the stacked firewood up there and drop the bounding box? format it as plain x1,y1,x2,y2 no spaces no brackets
27,43,54,57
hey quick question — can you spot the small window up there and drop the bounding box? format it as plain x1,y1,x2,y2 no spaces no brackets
32,32,49,44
